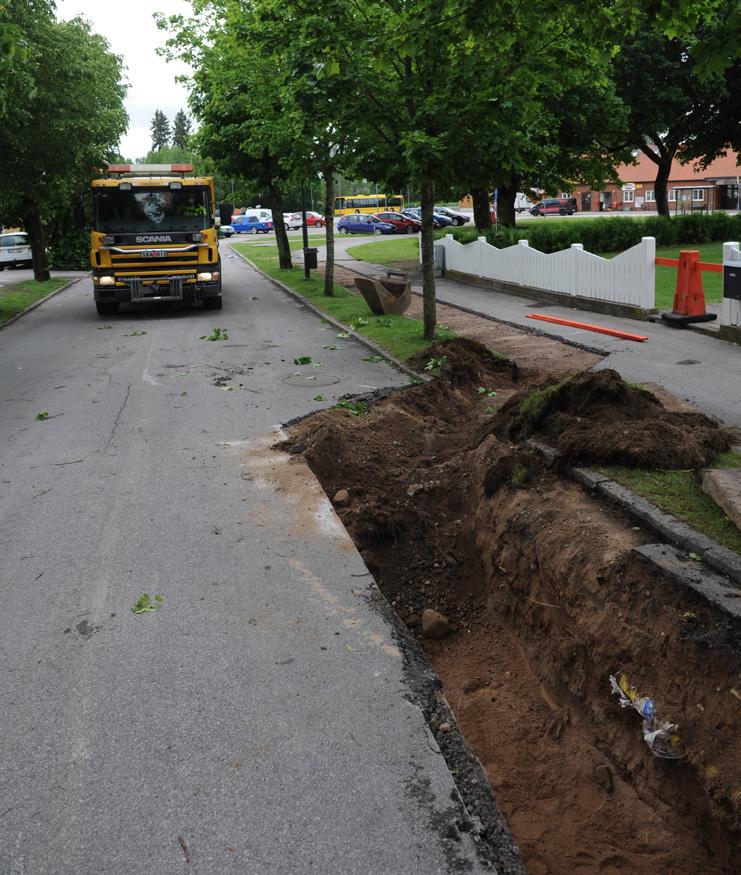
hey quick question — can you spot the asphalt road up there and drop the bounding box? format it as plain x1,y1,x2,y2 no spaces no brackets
0,253,495,873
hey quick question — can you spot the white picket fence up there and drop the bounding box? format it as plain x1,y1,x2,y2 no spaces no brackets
722,241,740,330
433,234,657,310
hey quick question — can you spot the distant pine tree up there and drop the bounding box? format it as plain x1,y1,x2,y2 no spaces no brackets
172,109,192,149
150,110,171,151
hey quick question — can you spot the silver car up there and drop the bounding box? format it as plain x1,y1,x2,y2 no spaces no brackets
0,232,33,269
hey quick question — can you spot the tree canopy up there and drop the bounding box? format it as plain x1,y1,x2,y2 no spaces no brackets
0,2,128,279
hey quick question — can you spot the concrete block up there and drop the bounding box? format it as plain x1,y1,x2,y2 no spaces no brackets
633,543,741,620
701,468,741,531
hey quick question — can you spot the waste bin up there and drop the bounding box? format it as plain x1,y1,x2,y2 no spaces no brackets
304,248,318,270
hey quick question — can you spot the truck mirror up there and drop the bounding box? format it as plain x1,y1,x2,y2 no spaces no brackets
219,203,234,226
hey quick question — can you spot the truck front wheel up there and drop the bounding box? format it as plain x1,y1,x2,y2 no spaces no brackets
96,301,119,316
203,296,222,310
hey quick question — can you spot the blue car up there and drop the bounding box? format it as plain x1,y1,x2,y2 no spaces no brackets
402,208,453,229
337,214,395,235
233,215,274,234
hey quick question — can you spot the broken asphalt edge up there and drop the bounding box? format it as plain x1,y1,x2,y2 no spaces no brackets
0,274,87,331
525,440,741,615
228,245,427,383
235,243,523,871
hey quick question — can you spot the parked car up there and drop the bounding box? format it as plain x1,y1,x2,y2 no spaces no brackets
219,224,235,237
530,197,576,216
283,212,303,230
337,214,395,235
402,208,454,229
232,214,274,234
434,206,470,226
304,211,326,227
373,211,421,234
0,232,33,269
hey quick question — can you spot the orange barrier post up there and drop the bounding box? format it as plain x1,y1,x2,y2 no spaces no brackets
660,250,718,326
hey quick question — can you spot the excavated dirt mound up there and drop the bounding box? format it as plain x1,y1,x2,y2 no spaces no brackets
491,368,730,468
285,339,740,875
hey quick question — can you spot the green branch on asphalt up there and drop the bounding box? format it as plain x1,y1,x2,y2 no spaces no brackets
232,240,453,361
0,278,67,326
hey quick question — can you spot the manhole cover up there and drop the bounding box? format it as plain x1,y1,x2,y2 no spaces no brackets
282,373,342,387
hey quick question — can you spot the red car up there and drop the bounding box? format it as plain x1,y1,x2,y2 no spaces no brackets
373,211,421,234
304,211,326,227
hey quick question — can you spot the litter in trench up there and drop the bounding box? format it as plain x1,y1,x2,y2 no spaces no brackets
282,338,739,875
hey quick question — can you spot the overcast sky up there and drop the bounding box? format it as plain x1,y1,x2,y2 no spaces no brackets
56,0,194,160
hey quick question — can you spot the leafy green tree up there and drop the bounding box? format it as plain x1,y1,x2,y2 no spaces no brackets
172,109,192,149
150,109,171,151
0,5,127,279
613,11,734,218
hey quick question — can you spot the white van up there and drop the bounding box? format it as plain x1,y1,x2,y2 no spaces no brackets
0,232,33,269
514,192,534,213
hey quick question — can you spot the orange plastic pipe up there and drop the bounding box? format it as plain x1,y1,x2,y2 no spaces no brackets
527,313,648,342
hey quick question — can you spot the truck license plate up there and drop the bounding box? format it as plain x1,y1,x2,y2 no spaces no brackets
142,249,167,258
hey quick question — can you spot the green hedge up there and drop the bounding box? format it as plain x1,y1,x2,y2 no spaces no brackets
440,212,741,254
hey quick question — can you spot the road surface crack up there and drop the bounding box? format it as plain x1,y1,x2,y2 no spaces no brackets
104,382,131,455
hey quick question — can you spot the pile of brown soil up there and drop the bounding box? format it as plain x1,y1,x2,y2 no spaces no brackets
491,368,730,468
285,339,740,875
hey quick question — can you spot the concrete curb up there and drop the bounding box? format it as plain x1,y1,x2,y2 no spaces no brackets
523,440,740,597
573,469,741,586
0,274,87,331
229,244,427,383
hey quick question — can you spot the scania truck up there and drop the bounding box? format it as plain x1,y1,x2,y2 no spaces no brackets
77,163,222,316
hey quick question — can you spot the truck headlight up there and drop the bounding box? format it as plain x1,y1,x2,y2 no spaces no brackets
98,276,116,286
102,235,115,245
197,272,213,282
192,232,203,242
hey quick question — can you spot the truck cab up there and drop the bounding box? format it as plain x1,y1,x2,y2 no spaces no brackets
83,163,222,316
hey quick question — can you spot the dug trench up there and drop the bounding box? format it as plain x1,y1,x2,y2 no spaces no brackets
281,339,740,875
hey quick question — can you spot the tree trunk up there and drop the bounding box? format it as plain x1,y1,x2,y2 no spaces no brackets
420,177,436,341
654,158,673,219
269,184,292,269
24,206,50,281
497,177,519,228
472,187,492,232
323,168,335,297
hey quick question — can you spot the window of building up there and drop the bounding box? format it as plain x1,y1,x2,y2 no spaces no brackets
645,190,655,202
692,189,704,201
668,190,677,202
623,190,635,203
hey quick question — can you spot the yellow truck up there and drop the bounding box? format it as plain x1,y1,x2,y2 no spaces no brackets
77,163,222,316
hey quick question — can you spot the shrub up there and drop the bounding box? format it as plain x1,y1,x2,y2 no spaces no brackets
440,212,739,255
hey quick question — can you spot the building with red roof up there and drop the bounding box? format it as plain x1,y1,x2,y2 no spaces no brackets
571,149,740,213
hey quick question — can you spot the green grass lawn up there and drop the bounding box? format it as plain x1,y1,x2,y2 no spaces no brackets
231,239,452,361
603,451,741,553
347,237,419,265
0,277,67,326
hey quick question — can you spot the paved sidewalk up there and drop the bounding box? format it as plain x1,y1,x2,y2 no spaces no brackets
0,253,510,873
335,245,741,428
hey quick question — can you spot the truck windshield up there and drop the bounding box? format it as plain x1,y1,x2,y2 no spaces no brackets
94,187,211,232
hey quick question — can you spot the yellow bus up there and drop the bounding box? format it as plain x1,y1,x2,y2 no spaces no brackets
334,194,404,215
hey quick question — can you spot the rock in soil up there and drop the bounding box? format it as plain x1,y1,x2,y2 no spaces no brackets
333,488,350,507
421,608,450,639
